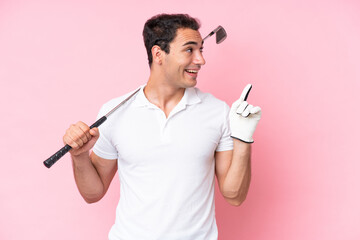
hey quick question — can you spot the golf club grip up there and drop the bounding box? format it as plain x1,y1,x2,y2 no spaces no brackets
43,116,107,168
43,144,72,168
89,116,107,129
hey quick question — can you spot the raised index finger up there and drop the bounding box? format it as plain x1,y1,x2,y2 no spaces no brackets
240,84,252,101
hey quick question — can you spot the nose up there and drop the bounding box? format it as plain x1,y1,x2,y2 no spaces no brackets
194,51,206,66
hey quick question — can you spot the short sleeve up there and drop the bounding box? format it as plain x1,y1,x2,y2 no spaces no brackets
215,102,234,152
92,104,118,160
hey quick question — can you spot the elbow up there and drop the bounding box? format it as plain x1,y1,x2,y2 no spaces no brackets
222,190,248,207
222,189,239,199
79,186,106,204
84,197,101,204
229,196,247,207
221,174,251,207
82,193,104,204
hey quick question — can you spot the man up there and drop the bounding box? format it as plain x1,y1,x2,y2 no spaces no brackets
63,13,261,240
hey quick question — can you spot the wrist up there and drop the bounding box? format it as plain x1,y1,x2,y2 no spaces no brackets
71,151,91,166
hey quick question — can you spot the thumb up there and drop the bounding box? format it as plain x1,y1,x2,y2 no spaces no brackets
89,127,100,139
250,106,261,114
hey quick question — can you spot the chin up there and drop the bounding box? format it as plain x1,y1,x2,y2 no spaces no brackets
186,78,198,87
185,81,197,88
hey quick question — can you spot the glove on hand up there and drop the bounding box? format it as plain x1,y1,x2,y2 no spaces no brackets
229,84,262,143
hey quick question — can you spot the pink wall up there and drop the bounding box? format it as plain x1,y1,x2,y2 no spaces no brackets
1,0,359,239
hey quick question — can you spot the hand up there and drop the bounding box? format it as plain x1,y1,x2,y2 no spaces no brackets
63,121,100,156
229,84,262,143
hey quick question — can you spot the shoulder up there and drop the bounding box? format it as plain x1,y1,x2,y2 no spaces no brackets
98,85,144,116
194,88,230,110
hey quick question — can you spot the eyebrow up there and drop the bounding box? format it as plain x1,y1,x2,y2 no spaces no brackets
182,41,200,46
182,41,204,49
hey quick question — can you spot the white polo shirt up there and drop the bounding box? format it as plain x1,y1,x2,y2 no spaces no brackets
93,85,233,240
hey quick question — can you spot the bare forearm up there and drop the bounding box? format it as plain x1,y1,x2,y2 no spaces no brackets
222,140,251,205
71,152,104,203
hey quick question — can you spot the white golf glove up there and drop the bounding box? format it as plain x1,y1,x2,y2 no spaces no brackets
229,84,262,143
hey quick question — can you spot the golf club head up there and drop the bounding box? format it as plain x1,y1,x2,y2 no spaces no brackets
215,26,227,44
203,25,227,44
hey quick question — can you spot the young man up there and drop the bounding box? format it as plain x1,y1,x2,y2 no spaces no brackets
63,14,261,240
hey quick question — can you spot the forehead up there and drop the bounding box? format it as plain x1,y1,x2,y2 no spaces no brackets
171,28,203,46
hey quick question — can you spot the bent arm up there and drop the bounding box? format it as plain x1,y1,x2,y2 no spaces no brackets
63,121,117,203
72,152,117,203
215,139,251,206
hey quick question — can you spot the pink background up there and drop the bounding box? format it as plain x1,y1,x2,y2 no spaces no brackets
1,0,359,239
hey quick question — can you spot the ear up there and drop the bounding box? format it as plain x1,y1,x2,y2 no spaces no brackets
151,45,164,65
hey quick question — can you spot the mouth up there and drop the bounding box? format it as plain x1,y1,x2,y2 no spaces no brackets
185,69,200,79
185,69,199,74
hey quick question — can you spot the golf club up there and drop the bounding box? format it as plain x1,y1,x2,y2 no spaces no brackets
44,25,227,169
203,25,227,44
43,88,141,168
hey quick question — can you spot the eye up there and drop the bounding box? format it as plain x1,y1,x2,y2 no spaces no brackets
186,48,193,53
200,47,204,53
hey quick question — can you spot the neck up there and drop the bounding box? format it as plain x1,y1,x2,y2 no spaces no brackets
144,73,185,117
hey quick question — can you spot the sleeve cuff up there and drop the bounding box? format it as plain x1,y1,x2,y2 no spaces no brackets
231,136,254,144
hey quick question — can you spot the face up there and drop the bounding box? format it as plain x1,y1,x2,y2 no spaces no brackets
161,28,206,88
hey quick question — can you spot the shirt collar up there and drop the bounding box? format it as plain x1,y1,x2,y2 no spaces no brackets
132,85,201,108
